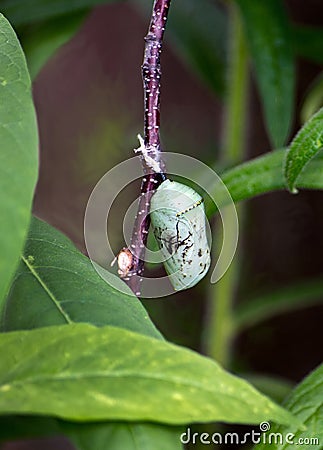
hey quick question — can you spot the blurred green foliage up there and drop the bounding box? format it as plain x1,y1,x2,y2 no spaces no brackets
1,1,323,449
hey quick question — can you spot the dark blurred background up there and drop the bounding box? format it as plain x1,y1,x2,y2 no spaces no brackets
2,0,323,448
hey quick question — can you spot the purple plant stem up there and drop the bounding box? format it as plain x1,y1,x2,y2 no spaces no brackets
124,0,171,296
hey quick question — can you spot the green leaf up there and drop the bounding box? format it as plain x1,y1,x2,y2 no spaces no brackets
0,416,183,450
1,217,162,339
205,149,323,217
63,421,183,450
284,107,323,192
254,364,323,450
23,12,86,80
292,25,323,65
1,219,182,448
0,14,38,310
1,0,121,27
236,0,294,148
0,323,299,426
235,279,323,332
133,0,227,95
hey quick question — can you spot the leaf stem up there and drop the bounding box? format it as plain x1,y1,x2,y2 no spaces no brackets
221,5,249,167
205,148,323,215
204,2,248,367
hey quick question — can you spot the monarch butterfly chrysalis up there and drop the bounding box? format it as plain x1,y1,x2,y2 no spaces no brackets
150,179,211,291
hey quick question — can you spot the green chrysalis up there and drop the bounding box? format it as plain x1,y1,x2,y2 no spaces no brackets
150,179,211,291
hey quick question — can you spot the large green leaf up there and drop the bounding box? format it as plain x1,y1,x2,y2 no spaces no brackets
254,364,323,449
1,218,185,448
1,0,121,27
284,107,323,192
0,14,38,310
206,149,323,217
0,323,299,426
1,217,161,339
0,416,183,450
133,0,227,96
63,421,183,450
236,0,294,148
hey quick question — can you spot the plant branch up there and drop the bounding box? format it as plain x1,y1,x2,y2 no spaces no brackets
117,0,171,296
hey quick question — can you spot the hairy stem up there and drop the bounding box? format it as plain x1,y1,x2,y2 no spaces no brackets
121,0,171,296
